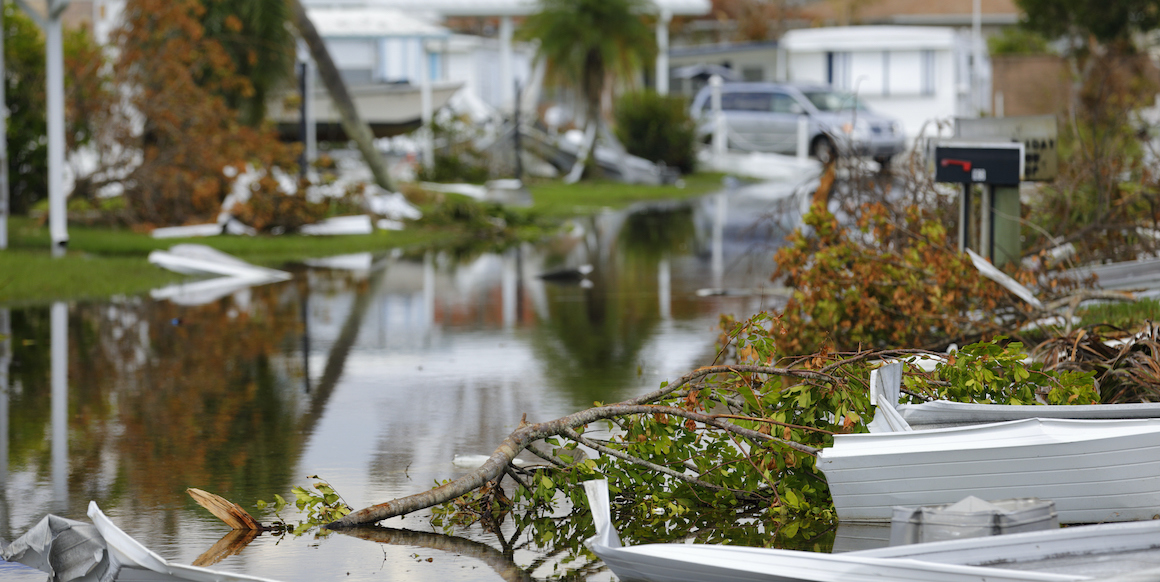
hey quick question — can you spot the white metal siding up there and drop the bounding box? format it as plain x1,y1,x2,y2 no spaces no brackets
889,50,924,96
327,39,375,69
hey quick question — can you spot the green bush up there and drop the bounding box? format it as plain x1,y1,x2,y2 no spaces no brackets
417,152,491,184
613,90,696,174
988,26,1051,56
4,2,48,215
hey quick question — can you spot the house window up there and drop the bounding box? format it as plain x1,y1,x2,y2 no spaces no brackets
827,51,851,90
722,92,772,112
327,39,376,86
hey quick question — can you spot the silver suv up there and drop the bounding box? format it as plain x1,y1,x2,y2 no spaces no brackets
689,82,906,165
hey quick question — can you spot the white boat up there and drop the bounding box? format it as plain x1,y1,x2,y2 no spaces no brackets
583,479,1160,582
2,502,280,582
817,362,1160,524
268,82,463,139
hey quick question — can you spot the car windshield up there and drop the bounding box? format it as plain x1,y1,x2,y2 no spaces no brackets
802,91,867,111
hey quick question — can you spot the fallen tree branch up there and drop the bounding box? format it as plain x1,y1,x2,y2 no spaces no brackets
187,488,264,530
326,403,816,528
559,427,757,500
627,365,838,406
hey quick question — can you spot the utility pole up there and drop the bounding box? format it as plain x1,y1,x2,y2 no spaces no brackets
0,3,9,250
14,0,70,254
46,0,67,255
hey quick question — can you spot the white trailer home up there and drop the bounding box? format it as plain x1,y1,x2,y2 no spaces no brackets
782,26,989,141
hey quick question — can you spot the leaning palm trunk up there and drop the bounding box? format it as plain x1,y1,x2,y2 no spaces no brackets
287,0,396,192
580,50,604,179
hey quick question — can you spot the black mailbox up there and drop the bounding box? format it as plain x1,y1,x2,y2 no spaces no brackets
934,143,1023,185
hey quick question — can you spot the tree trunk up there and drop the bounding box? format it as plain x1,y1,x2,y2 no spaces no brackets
287,0,396,192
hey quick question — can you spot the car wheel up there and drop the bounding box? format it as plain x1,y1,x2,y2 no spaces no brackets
810,136,836,164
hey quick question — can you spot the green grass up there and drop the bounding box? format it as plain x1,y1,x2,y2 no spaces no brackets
0,217,453,304
0,251,188,306
0,173,729,305
1077,298,1160,331
526,172,726,219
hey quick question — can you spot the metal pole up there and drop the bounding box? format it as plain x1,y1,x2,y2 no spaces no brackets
298,61,308,177
499,16,513,112
302,46,317,165
0,7,8,251
655,8,671,95
47,4,68,255
420,45,433,173
513,80,523,180
981,182,992,260
710,74,725,157
959,183,970,252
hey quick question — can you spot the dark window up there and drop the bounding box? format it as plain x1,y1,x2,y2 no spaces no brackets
722,92,772,112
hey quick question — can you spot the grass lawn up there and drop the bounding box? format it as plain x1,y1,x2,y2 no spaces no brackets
526,172,726,219
0,173,727,305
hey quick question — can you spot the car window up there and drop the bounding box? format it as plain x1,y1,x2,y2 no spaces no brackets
801,91,867,111
722,92,772,112
770,93,802,114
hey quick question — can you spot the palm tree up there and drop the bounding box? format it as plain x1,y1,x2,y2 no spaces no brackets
286,0,396,192
519,0,655,178
200,0,297,126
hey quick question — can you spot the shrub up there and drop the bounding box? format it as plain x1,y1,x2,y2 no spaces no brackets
613,90,696,174
773,199,1015,354
417,153,491,184
987,26,1051,55
4,3,47,215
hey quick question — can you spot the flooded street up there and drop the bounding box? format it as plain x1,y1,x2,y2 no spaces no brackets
1,180,807,581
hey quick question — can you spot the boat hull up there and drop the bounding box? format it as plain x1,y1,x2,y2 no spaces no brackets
269,82,462,139
818,417,1160,523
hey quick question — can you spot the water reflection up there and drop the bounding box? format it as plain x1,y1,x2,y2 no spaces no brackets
52,303,67,513
1,181,806,580
0,308,10,542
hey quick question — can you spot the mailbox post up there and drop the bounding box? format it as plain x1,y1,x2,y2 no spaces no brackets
934,142,1024,267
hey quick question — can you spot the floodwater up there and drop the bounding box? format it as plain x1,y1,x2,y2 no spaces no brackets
0,179,809,581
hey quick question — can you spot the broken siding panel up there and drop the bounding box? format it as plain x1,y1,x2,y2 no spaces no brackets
819,419,1160,523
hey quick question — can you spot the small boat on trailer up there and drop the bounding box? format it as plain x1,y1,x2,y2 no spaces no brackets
583,479,1160,582
816,362,1160,524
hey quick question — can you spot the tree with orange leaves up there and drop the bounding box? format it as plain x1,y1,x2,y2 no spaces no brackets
107,0,302,226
